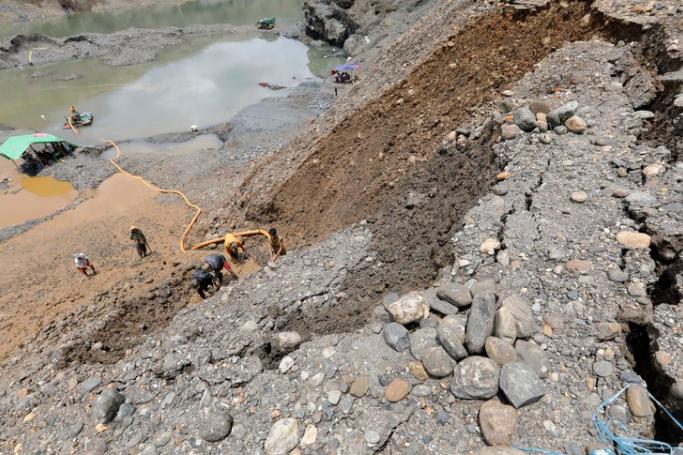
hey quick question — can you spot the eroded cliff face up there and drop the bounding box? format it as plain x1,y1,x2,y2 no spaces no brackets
303,0,427,50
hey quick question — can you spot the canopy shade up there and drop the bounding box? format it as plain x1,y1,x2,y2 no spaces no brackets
0,133,70,160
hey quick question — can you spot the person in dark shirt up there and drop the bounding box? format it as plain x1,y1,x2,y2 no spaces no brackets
204,254,238,287
191,268,214,298
130,226,151,258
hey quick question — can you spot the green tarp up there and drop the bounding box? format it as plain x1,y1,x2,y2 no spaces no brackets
0,133,71,160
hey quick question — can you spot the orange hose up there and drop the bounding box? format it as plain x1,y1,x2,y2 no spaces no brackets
105,140,201,253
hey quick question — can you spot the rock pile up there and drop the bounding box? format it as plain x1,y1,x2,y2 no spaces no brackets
377,281,548,437
500,98,598,142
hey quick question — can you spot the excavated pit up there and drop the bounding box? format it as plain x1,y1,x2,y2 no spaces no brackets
248,1,619,335
626,322,683,443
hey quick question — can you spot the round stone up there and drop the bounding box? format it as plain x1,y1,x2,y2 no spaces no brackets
384,379,411,402
593,360,614,378
198,410,233,442
365,430,381,445
616,231,651,249
570,191,588,203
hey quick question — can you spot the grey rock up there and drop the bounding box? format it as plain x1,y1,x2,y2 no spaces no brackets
450,356,500,400
327,390,341,405
471,279,497,297
92,387,125,424
597,322,622,341
608,269,629,282
365,429,381,445
438,315,468,361
485,337,518,365
514,340,550,378
265,418,299,455
547,101,578,127
198,410,233,442
513,107,537,132
499,362,547,409
466,293,497,354
553,125,568,135
373,304,392,323
501,296,535,339
115,402,136,420
501,123,522,140
79,376,102,394
436,283,472,308
494,306,517,344
428,296,459,316
633,110,655,120
84,438,107,454
152,431,172,447
624,191,655,206
276,331,302,350
410,327,439,361
620,370,642,384
383,323,410,352
593,360,614,377
421,346,456,378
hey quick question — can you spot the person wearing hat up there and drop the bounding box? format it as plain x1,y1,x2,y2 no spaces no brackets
129,226,151,258
74,253,96,277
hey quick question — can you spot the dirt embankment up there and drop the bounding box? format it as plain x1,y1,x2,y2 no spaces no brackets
241,2,612,333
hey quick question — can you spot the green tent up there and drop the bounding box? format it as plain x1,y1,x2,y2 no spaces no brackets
0,133,73,160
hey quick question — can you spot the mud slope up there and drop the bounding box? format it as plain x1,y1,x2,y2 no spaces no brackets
248,2,608,332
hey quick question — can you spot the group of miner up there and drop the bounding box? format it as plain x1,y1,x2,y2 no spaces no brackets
73,226,286,299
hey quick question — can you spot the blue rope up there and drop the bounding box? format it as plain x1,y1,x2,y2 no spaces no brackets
515,385,683,455
592,386,683,455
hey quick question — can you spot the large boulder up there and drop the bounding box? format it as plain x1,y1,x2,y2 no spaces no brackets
383,322,410,352
92,387,125,424
499,362,546,409
265,418,299,455
450,356,500,400
436,282,472,308
500,296,535,339
421,346,456,378
466,293,497,354
386,292,428,325
547,101,578,127
303,2,355,46
410,327,439,361
514,340,550,378
438,315,468,361
479,400,518,446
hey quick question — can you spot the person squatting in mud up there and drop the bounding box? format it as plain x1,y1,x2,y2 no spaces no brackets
191,267,215,299
74,253,96,278
224,232,247,262
130,226,151,259
268,227,287,261
204,254,238,287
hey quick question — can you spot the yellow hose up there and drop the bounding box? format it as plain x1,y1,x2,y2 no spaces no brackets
105,140,201,253
105,142,274,255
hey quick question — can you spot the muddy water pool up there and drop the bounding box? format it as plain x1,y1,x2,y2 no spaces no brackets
0,35,344,143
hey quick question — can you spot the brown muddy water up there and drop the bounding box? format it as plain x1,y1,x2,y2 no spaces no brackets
0,157,76,228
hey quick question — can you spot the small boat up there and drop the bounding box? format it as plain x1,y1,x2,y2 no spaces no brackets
63,112,94,129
